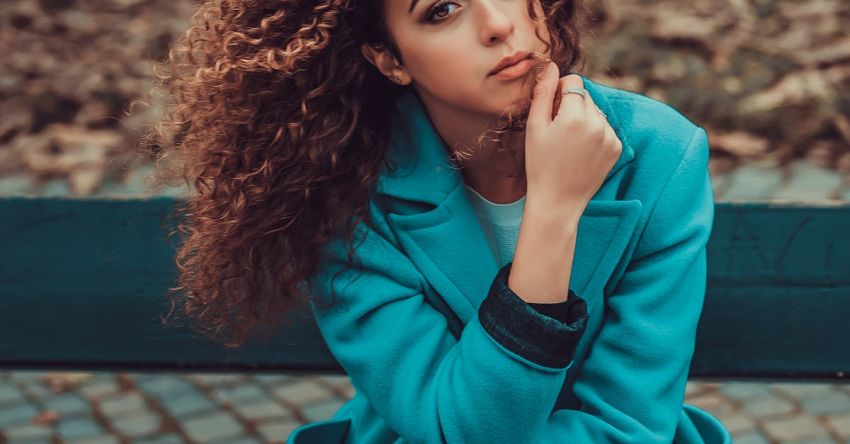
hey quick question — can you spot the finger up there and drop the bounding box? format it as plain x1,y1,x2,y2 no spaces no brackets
579,81,607,135
603,122,619,151
570,74,607,137
586,92,614,140
553,74,588,126
528,61,559,130
577,78,603,123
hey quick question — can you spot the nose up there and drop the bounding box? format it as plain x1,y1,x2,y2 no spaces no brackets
477,0,516,44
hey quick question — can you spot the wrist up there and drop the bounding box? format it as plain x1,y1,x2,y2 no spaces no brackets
524,194,584,230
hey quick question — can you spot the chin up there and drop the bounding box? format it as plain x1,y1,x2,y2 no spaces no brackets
489,97,531,130
502,87,534,112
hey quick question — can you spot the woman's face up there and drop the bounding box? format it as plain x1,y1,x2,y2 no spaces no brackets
366,0,551,117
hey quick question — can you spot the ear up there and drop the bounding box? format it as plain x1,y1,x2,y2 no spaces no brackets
360,43,408,83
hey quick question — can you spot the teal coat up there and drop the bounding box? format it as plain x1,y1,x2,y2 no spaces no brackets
287,75,732,444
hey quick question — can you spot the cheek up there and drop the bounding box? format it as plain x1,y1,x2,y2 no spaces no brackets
411,49,478,88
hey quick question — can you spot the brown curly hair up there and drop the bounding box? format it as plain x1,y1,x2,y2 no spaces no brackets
135,0,594,349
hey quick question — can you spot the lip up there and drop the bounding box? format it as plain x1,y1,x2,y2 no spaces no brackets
490,58,533,80
488,51,532,76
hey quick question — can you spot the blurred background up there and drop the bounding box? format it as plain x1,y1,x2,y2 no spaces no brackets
0,0,848,443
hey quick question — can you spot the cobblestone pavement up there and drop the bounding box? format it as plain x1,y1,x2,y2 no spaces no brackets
0,371,849,443
0,157,849,203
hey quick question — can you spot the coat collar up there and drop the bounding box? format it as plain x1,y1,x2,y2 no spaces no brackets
373,75,642,326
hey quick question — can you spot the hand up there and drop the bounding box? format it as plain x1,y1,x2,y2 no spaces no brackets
524,61,623,214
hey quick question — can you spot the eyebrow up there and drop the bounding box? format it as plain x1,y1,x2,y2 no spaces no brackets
409,0,419,13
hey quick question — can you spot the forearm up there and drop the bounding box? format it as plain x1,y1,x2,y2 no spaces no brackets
509,198,583,303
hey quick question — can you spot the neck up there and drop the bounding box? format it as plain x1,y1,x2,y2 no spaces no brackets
415,89,528,204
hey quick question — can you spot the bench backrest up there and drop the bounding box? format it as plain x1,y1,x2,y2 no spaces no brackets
1,196,848,381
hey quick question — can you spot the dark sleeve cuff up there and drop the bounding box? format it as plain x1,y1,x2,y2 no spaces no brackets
529,300,571,323
478,261,588,369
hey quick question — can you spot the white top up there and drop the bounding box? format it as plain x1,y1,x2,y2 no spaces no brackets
463,185,526,268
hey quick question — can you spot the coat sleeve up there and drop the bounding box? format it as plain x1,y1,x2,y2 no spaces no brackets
540,126,715,443
307,198,588,444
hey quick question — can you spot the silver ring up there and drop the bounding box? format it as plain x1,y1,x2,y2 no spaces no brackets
561,88,606,118
561,87,588,98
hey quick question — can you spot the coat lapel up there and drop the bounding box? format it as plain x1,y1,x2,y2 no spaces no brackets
375,76,642,325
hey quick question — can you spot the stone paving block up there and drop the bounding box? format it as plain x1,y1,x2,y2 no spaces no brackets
158,184,192,198
272,379,334,406
181,411,245,443
2,423,53,441
772,382,838,399
99,392,148,418
184,373,247,387
762,414,832,441
155,388,218,418
55,416,104,441
337,382,355,401
134,375,198,397
800,390,850,415
0,174,37,195
111,411,162,438
316,376,355,400
777,438,839,444
718,164,785,201
79,379,120,399
67,435,121,444
713,411,756,433
121,164,156,193
0,382,26,405
256,417,302,444
773,159,844,201
94,179,134,196
231,398,293,421
718,382,774,401
684,381,709,398
314,375,351,388
300,398,346,423
253,374,296,386
709,170,734,199
214,437,263,444
732,430,771,444
685,392,737,416
88,372,119,381
133,433,185,444
42,393,91,417
825,413,850,439
40,178,72,197
210,383,267,404
119,173,190,197
699,382,723,391
0,402,39,428
741,394,797,418
8,371,52,384
19,381,53,401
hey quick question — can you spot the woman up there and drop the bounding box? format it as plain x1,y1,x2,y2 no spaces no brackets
141,0,732,442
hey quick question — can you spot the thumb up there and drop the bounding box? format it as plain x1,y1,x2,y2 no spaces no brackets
528,61,558,130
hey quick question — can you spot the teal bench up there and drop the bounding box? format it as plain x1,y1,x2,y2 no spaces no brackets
1,196,848,381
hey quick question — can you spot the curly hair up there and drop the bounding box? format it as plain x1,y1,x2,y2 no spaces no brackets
135,0,594,349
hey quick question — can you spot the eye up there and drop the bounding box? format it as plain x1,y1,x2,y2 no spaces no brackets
425,0,459,23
